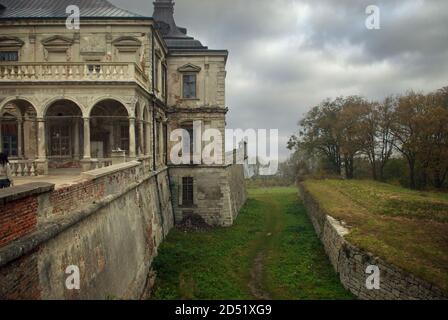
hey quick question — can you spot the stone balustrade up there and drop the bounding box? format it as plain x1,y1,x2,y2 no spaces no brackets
92,158,113,170
9,160,40,177
0,62,149,88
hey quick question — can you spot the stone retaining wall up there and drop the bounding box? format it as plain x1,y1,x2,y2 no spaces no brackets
299,183,446,300
0,162,174,299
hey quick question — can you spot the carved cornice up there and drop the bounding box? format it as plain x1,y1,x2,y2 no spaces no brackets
177,63,201,73
41,35,74,52
0,36,25,49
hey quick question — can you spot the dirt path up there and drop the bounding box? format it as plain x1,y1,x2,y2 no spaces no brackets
248,251,271,299
247,194,283,300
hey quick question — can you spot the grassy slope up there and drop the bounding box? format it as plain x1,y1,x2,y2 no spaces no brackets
303,179,448,293
151,187,352,300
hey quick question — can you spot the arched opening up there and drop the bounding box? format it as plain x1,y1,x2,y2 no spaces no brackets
90,99,129,158
45,100,83,168
0,99,37,159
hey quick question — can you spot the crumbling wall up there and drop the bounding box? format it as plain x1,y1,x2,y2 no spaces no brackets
169,164,247,227
0,162,174,300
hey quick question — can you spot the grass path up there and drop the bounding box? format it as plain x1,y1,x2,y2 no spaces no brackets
151,187,353,300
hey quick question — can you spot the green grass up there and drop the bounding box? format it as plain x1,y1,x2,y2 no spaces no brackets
151,187,353,300
303,179,448,293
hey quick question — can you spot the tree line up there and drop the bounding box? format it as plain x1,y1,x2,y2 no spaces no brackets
288,87,448,189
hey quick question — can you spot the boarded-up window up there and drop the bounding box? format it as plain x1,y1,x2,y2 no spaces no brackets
182,177,194,205
183,74,196,99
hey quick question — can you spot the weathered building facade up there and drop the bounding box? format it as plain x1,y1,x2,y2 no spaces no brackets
0,0,246,226
0,0,246,299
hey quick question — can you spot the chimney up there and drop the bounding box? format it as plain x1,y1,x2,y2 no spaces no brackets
152,0,184,37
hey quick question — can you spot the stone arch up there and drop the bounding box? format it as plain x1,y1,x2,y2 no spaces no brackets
90,99,131,157
44,99,84,165
43,96,86,118
0,97,37,116
88,96,131,117
0,98,38,159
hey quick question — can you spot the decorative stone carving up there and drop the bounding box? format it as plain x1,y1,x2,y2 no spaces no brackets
0,36,25,50
112,36,142,53
80,35,106,56
177,63,202,73
41,35,74,52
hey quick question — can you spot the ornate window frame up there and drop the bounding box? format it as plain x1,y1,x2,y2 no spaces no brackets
178,63,201,100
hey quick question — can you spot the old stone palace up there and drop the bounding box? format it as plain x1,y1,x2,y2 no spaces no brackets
0,0,246,299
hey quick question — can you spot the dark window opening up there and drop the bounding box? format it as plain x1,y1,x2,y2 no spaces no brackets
182,177,194,206
1,122,18,157
162,64,167,98
183,74,196,99
154,57,160,90
0,51,18,61
50,124,71,157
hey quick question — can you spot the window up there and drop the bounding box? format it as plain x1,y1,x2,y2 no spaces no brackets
0,51,18,61
183,74,197,99
50,125,71,157
154,57,159,91
161,64,167,98
1,121,18,157
182,177,194,206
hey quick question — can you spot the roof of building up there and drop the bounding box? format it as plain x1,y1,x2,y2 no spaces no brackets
0,0,227,56
152,0,227,53
0,0,146,19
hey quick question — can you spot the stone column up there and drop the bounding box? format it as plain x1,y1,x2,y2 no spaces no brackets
36,118,48,175
83,118,91,159
81,117,92,172
138,120,144,157
17,119,23,158
129,117,136,159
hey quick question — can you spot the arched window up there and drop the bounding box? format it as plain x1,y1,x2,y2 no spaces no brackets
45,100,82,158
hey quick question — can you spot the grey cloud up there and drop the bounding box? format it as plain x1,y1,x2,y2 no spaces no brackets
109,0,448,160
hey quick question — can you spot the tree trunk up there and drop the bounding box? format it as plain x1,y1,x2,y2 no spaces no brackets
408,158,416,189
371,161,377,180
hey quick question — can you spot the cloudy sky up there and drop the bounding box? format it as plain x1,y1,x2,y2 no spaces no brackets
110,0,448,160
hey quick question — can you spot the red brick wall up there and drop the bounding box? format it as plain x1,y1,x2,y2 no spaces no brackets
49,180,105,216
0,196,38,248
0,249,41,299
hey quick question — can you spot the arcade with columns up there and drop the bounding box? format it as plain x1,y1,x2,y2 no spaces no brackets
0,96,167,176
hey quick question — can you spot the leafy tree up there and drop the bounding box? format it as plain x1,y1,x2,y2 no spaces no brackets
390,91,427,189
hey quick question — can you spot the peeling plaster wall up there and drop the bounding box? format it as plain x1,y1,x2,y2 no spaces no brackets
0,163,174,299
